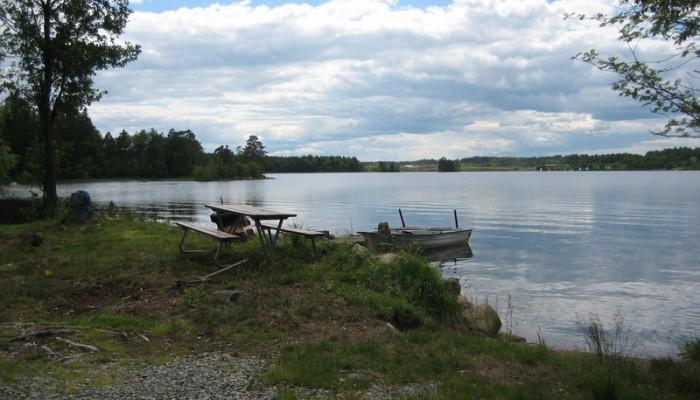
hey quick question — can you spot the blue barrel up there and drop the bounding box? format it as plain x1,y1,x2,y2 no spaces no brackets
68,190,94,222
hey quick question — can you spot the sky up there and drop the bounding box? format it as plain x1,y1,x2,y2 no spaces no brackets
88,0,700,160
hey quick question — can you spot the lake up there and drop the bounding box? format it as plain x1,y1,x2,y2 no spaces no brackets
5,171,700,356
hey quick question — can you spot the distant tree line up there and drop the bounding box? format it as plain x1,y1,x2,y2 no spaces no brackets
458,149,700,171
0,95,362,183
362,161,399,172
265,155,362,173
437,157,458,172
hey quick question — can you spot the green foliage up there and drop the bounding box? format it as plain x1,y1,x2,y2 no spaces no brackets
680,338,700,363
590,375,620,400
265,154,362,172
0,94,40,181
437,157,458,172
374,161,400,172
650,358,700,395
459,147,700,170
572,1,700,137
73,313,154,332
0,136,16,183
239,135,266,163
193,144,264,181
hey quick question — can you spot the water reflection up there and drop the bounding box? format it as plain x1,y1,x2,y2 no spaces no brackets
425,244,474,265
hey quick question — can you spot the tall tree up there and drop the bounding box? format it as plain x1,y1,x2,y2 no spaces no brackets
239,135,266,163
574,1,700,138
0,0,140,215
437,157,457,172
166,129,203,177
0,137,17,184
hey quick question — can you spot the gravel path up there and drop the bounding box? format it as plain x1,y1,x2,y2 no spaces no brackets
0,352,436,399
1,353,274,400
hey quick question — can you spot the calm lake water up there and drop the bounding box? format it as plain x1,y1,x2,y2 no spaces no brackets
5,171,700,356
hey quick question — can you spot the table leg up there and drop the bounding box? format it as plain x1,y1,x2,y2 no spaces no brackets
253,218,270,257
269,219,284,249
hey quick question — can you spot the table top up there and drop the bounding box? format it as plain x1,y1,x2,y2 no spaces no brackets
205,204,297,219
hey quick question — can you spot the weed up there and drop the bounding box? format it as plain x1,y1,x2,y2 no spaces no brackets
182,285,207,307
275,388,299,400
579,311,636,360
150,318,192,336
506,294,513,336
73,312,154,331
650,358,700,395
679,338,700,363
591,375,619,400
536,327,547,347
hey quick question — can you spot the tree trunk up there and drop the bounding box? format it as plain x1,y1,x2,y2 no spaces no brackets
39,110,57,216
40,2,57,217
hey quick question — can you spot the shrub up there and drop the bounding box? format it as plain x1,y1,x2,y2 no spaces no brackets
680,338,700,363
579,311,636,359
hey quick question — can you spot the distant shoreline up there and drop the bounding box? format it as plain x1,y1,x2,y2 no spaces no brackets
3,168,700,188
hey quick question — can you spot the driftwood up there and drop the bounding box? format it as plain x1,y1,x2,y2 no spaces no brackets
173,258,248,287
41,345,57,357
9,329,74,342
55,337,99,352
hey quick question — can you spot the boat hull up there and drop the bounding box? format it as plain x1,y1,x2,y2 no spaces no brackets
392,229,472,249
360,228,472,250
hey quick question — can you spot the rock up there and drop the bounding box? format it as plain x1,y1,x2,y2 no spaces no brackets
458,295,474,308
353,243,368,254
458,297,501,337
391,308,422,331
378,253,397,264
28,233,44,247
214,290,251,305
444,278,461,298
506,334,527,343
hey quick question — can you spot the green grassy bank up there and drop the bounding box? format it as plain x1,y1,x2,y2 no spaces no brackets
0,216,698,399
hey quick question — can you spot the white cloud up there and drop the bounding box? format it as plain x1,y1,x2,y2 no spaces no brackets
88,0,695,160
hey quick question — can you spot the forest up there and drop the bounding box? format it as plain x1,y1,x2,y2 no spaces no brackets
0,95,361,182
457,149,700,171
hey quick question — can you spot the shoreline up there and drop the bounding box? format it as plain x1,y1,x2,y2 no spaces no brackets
1,216,697,398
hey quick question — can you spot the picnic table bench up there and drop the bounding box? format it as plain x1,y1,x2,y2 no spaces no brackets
176,221,240,267
259,223,330,254
206,204,297,258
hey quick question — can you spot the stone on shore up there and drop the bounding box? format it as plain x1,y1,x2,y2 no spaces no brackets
353,243,369,254
213,290,251,305
444,278,461,298
458,296,502,337
379,253,398,264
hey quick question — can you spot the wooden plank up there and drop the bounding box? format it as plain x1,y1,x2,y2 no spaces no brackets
205,204,296,219
176,222,239,241
260,223,329,238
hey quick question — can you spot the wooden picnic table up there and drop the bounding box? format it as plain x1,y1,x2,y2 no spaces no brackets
205,204,297,258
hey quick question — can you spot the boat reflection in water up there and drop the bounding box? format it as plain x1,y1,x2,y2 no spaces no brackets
422,244,473,265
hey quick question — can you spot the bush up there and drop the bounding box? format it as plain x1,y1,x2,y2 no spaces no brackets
680,338,700,363
579,311,636,359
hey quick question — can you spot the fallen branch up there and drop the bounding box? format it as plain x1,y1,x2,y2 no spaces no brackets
41,345,57,357
55,337,99,352
9,329,74,342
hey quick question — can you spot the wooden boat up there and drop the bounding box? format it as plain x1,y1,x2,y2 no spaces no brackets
391,227,472,248
359,227,472,250
359,209,472,250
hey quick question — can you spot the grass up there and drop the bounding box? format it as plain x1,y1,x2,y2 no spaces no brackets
1,215,698,399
